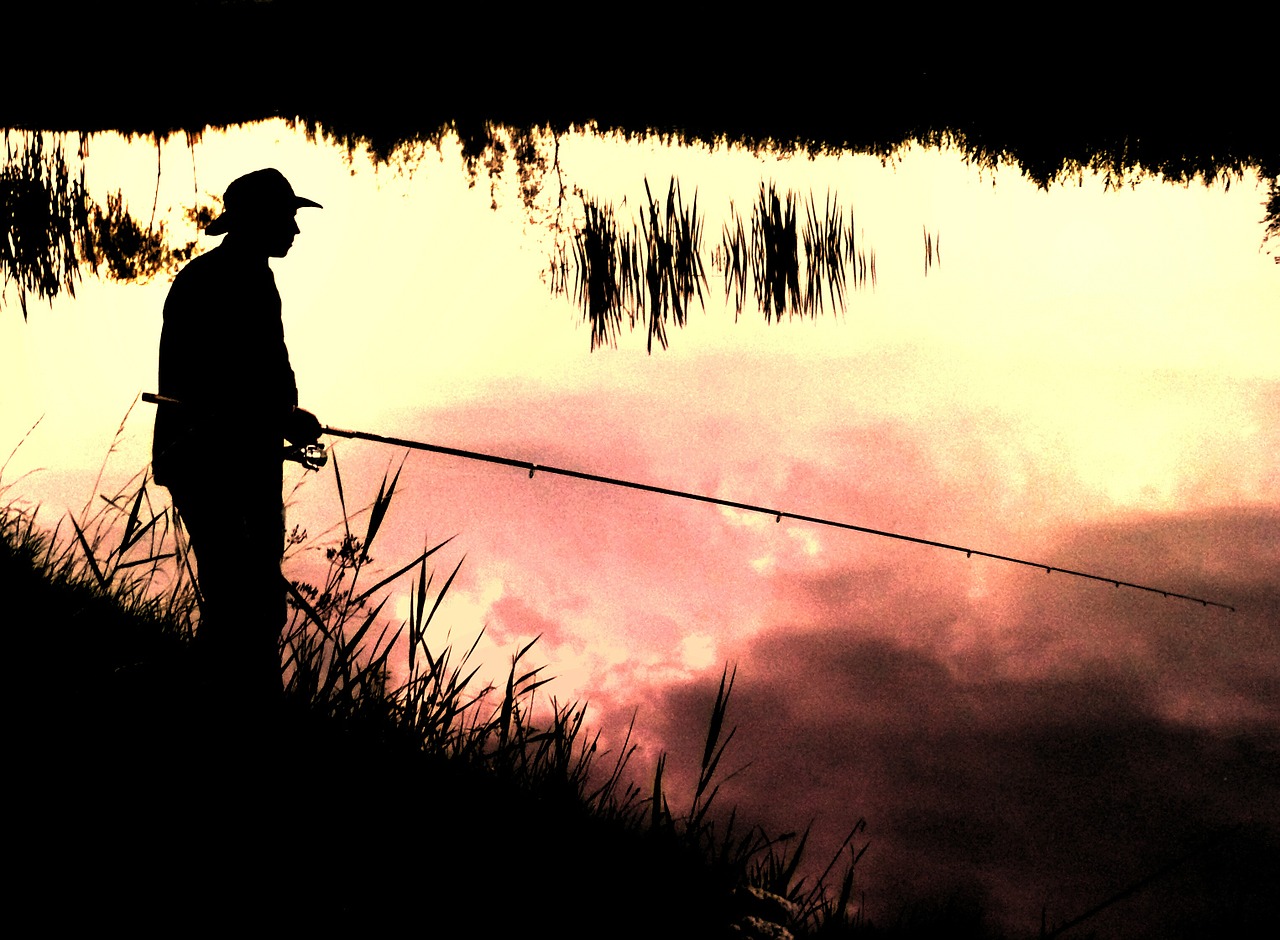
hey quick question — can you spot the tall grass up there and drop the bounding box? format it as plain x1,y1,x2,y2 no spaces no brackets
4,439,910,937
2,408,198,639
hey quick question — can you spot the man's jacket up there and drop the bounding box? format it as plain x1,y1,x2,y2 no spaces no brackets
152,242,298,486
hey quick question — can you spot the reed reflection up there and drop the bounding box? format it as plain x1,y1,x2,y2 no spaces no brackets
1,131,213,318
552,179,917,349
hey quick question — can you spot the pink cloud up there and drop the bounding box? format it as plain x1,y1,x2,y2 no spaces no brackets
637,505,1280,935
268,355,1278,937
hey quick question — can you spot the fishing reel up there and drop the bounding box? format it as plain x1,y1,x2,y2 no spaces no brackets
283,441,329,471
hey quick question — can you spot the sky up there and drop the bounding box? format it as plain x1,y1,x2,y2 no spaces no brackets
3,122,1277,935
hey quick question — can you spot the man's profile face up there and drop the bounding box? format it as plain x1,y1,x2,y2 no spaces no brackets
238,208,300,257
260,210,300,258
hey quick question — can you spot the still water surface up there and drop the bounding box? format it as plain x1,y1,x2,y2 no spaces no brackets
3,120,1276,931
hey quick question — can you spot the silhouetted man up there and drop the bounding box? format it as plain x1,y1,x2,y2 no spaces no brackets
152,168,323,701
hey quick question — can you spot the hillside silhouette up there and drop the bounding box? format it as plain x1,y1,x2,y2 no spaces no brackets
3,485,891,939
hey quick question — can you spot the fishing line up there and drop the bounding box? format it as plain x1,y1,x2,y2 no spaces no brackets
141,393,1235,611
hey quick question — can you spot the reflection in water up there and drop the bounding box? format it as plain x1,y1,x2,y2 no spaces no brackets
1,132,213,317
8,118,1272,343
744,182,800,322
86,191,204,283
924,227,940,276
553,179,902,348
553,178,707,352
1266,178,1280,247
1,132,91,318
4,115,1277,936
800,190,848,317
641,178,706,352
728,183,883,320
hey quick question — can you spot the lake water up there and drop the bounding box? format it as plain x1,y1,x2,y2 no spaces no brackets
4,120,1276,934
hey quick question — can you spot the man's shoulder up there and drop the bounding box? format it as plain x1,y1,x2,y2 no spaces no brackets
167,243,272,304
164,246,234,321
173,244,234,282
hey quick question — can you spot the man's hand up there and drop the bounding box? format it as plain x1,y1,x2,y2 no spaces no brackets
286,406,322,445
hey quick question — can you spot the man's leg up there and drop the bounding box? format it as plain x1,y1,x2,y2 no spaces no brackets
168,469,286,704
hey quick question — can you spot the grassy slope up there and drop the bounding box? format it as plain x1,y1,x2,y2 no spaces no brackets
4,512,741,936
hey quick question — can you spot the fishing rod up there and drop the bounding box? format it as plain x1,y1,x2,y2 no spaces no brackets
141,393,1235,611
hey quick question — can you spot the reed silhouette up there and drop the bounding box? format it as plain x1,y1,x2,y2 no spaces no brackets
555,179,889,347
